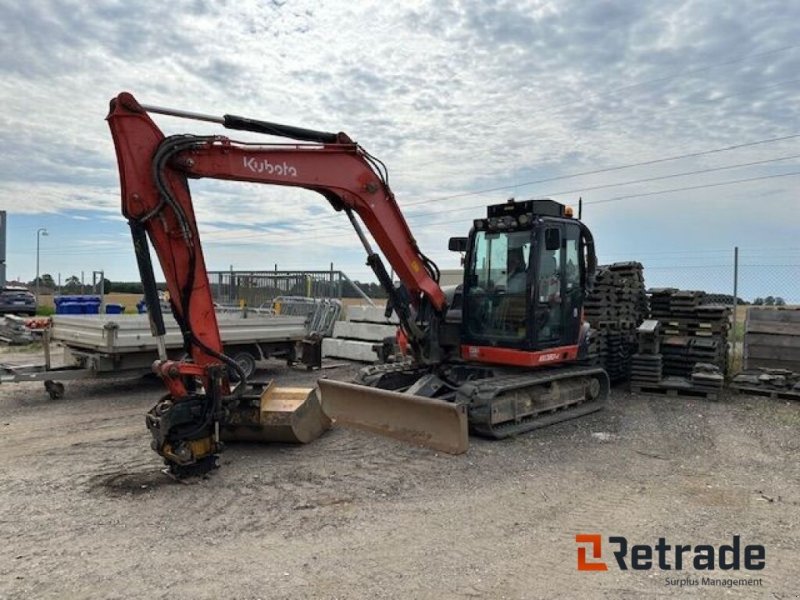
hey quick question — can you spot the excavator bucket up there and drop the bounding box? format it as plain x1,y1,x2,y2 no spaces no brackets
317,379,469,454
221,381,331,444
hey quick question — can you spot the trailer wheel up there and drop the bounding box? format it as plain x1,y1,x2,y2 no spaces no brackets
229,351,257,381
44,380,65,401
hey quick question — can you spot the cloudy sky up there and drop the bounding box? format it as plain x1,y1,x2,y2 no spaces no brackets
1,0,798,300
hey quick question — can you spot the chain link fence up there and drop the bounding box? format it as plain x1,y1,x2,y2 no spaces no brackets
619,248,799,306
207,269,379,309
208,270,344,308
619,247,799,374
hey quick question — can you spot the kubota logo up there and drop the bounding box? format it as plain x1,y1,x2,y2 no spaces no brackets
243,157,298,177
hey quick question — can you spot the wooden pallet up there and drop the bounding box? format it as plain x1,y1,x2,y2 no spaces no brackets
630,384,720,400
730,385,800,401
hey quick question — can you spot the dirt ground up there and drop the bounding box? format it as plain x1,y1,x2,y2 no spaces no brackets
1,346,798,599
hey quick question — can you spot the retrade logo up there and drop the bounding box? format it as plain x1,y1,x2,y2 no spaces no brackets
576,534,608,571
575,534,765,572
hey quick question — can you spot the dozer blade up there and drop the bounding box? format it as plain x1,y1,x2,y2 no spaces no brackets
317,379,469,454
221,381,331,444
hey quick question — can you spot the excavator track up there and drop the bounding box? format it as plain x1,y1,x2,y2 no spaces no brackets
457,365,610,438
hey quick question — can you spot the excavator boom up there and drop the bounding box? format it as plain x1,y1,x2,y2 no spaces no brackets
107,92,464,475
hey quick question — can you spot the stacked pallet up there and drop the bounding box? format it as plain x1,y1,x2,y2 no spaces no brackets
731,367,800,400
584,262,648,382
631,356,724,401
321,305,398,362
648,289,730,377
636,375,721,400
744,307,800,373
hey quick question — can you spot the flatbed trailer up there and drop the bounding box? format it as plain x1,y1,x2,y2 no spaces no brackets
0,313,311,399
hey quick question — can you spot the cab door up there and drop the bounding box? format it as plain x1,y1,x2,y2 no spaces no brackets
533,225,564,348
562,223,583,345
533,222,583,349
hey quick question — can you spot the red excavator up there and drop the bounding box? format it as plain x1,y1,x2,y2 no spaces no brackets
107,92,609,477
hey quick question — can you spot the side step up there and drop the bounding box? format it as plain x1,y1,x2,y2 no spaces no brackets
317,379,469,454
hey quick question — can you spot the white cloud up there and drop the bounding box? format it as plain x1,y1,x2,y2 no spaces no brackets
0,0,798,287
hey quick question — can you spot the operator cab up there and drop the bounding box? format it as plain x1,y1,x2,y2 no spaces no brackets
452,199,594,361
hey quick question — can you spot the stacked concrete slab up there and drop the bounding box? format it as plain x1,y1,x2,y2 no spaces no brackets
630,320,662,386
690,363,725,394
321,305,398,363
732,367,800,400
584,262,648,382
630,354,662,384
0,315,33,345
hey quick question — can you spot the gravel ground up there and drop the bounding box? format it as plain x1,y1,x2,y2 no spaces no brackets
1,346,799,599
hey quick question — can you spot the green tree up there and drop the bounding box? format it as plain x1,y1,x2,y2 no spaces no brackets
64,275,82,293
775,297,786,306
764,296,775,306
109,281,144,294
753,297,764,306
29,273,55,289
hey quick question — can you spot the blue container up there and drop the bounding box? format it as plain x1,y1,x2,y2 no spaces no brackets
79,296,101,315
54,296,80,311
137,300,148,314
59,302,82,315
105,304,125,315
55,295,104,314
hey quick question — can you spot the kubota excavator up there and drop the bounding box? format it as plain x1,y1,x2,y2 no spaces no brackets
107,92,609,477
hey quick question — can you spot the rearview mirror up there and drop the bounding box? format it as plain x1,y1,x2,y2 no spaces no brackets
448,237,468,252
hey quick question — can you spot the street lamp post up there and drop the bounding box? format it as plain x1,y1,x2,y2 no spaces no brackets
35,228,48,304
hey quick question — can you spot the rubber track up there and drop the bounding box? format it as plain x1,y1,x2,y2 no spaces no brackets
458,365,610,438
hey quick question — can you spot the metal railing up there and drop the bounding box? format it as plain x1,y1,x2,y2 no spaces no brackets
273,296,343,336
209,269,346,308
208,269,377,308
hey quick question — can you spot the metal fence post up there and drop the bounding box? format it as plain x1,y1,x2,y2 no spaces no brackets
731,246,739,374
0,210,6,287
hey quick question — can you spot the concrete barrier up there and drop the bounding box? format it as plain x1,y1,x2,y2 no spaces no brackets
323,304,400,362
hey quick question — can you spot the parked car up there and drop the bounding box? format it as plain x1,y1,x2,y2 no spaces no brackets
0,286,37,316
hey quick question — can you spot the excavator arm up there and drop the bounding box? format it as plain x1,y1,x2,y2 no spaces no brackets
106,92,460,476
108,93,446,358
